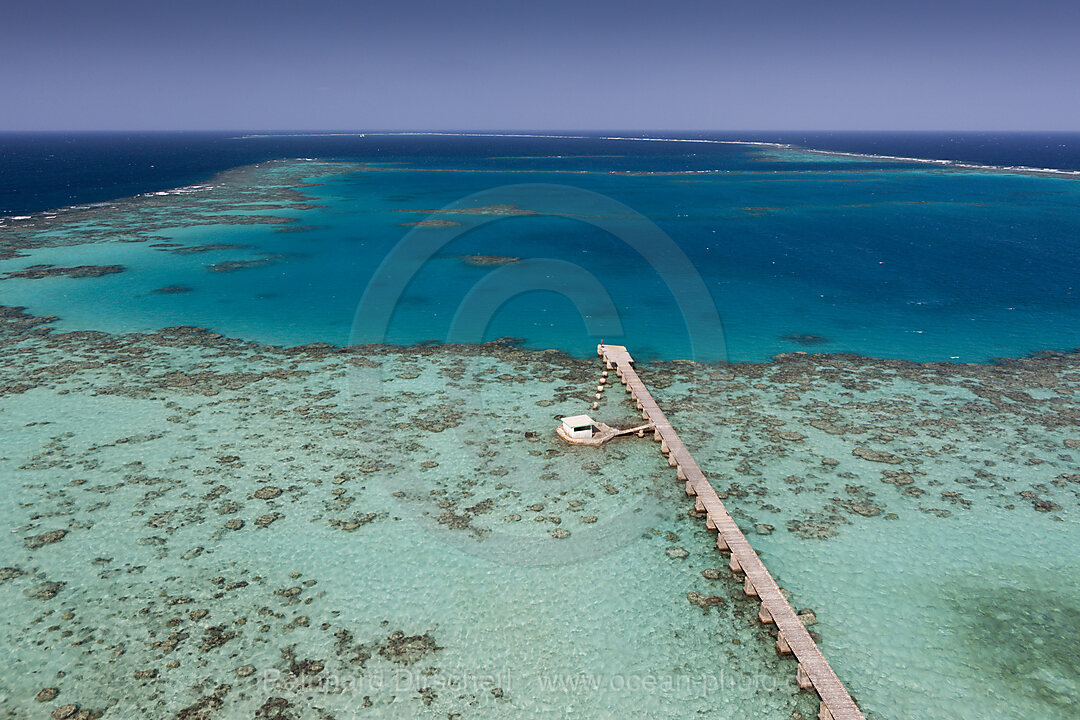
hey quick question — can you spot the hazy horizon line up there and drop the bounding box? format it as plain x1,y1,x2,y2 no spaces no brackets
2,128,1080,134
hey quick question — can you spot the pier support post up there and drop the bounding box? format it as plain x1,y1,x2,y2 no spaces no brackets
660,439,669,454
758,603,775,625
706,514,716,531
668,454,678,467
775,631,792,656
796,663,813,691
653,430,662,442
716,534,729,551
729,554,743,574
685,481,696,496
743,577,758,598
818,701,835,720
677,465,687,481
694,497,705,513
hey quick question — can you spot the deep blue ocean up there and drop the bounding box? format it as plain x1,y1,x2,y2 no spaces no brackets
4,131,1080,216
1,131,1079,363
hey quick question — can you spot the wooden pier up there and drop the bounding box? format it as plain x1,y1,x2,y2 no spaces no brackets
594,344,865,720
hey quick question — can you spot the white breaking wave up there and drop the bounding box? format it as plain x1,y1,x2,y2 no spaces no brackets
599,135,789,148
2,183,217,222
139,184,215,198
365,132,1080,177
233,133,367,139
798,148,1080,177
370,131,594,140
365,131,789,149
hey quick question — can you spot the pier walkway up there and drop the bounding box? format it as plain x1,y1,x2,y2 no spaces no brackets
596,344,865,720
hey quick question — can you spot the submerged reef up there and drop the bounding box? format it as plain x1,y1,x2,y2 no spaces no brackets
0,160,355,262
780,333,831,347
394,204,538,218
399,219,461,228
205,254,291,273
0,294,1078,718
2,264,126,280
645,347,1080,545
460,255,521,266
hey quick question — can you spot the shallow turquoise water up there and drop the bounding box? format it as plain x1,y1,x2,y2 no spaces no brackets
0,323,827,718
2,315,1078,719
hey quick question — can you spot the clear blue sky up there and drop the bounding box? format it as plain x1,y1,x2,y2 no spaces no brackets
3,0,1078,130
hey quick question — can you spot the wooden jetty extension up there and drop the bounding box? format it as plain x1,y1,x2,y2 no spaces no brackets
595,344,865,720
556,419,656,446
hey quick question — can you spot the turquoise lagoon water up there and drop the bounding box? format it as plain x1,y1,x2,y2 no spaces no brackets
1,138,1080,719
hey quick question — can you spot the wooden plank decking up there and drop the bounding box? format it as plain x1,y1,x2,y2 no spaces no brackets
598,344,865,720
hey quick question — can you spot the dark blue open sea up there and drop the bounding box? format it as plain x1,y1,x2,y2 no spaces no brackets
5,131,1080,217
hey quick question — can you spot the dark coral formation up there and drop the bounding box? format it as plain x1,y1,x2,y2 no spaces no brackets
399,219,461,228
205,254,290,273
780,333,831,347
460,255,521,266
377,630,441,665
394,204,537,217
3,264,125,280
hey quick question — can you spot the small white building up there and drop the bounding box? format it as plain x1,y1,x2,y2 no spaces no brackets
560,415,597,441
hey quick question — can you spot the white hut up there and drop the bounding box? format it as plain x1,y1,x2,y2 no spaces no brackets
560,415,597,441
